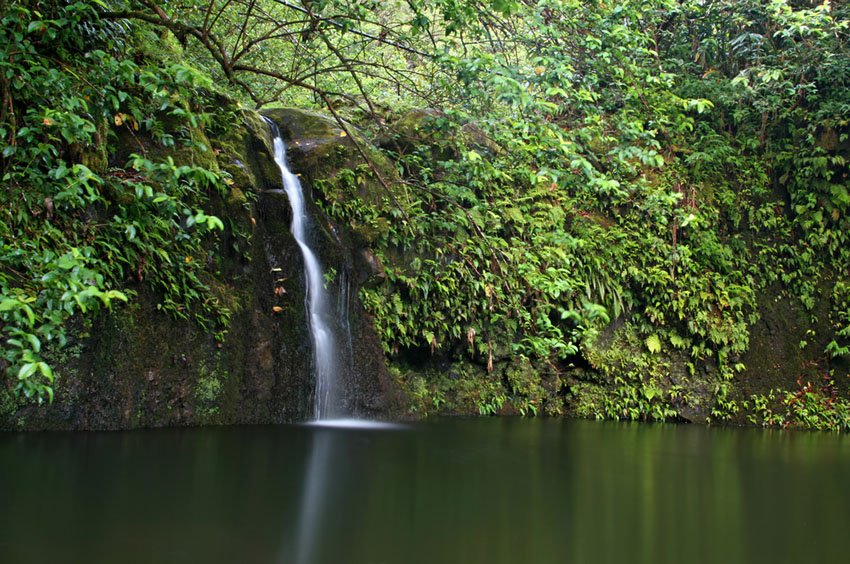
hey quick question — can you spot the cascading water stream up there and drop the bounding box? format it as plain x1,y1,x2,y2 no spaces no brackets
264,117,339,420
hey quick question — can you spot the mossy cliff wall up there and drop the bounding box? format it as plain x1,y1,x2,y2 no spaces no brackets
1,108,403,431
2,105,845,430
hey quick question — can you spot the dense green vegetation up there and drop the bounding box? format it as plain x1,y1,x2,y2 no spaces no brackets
748,376,850,432
1,0,849,428
0,0,235,402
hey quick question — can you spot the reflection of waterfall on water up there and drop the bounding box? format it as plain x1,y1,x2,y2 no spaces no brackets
281,421,406,564
263,117,339,419
289,429,333,564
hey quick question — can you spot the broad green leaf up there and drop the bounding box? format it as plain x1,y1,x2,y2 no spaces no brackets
18,363,38,380
645,334,662,354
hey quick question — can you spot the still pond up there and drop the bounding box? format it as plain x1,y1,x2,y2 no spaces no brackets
2,418,849,563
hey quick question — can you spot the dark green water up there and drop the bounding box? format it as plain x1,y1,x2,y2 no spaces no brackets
2,419,850,564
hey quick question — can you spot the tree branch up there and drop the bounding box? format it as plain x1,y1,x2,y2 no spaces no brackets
318,92,411,224
268,0,431,58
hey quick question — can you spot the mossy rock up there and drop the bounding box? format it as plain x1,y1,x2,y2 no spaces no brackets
569,382,610,419
737,278,847,402
213,109,279,195
579,320,718,423
0,386,25,431
262,107,344,142
131,25,185,65
261,107,354,179
242,109,276,164
502,356,564,416
260,107,397,195
261,107,400,248
389,354,564,417
388,108,445,143
380,108,503,158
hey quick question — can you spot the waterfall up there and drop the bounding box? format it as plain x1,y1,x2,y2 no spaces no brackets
336,266,354,381
264,117,339,420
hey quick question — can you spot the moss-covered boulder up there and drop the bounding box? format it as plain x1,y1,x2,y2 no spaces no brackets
570,320,721,423
378,108,503,158
261,107,394,183
734,278,850,413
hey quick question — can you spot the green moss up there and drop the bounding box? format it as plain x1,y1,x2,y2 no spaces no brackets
503,358,555,416
389,361,494,415
227,185,248,206
145,125,219,171
1,388,17,422
0,378,27,429
387,347,576,417
43,342,85,374
242,109,275,152
193,355,229,422
41,341,85,412
392,357,562,417
262,107,345,140
578,322,699,422
394,369,430,415
260,107,397,192
131,26,185,66
569,382,609,419
81,118,110,174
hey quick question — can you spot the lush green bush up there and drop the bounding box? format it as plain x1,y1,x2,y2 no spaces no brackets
0,1,231,402
748,377,850,433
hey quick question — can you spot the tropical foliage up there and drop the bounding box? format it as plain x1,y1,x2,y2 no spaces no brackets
1,1,232,402
2,0,849,427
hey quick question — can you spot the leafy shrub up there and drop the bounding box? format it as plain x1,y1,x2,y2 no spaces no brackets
0,1,231,402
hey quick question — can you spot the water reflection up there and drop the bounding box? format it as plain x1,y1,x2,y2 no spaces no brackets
284,420,410,564
290,428,331,564
2,421,850,563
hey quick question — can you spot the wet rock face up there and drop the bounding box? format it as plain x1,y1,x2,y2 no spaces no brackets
260,107,398,192
2,108,404,431
261,108,405,419
737,279,849,402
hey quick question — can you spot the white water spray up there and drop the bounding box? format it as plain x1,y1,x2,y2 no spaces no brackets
264,117,339,419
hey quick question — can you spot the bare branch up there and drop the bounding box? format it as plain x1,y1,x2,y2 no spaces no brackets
268,0,432,58
229,0,257,64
